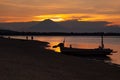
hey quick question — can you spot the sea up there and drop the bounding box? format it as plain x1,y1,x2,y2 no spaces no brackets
8,36,120,65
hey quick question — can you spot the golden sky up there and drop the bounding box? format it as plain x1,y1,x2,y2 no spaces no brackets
0,0,120,25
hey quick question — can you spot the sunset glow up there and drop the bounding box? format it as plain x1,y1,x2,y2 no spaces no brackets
32,14,120,25
0,0,120,25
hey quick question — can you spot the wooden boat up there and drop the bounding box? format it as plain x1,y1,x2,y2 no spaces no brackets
53,36,114,56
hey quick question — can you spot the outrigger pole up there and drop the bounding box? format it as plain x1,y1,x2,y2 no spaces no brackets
63,38,65,43
101,35,104,49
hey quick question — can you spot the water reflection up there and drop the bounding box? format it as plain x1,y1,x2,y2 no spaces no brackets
44,36,120,65
47,42,61,52
7,36,120,65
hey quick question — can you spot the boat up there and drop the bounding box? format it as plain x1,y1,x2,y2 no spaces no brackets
53,36,114,56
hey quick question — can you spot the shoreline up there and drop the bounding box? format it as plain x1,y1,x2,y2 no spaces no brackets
0,37,120,80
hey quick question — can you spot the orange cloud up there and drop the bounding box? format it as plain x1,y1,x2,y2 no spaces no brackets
33,14,120,25
0,16,32,22
0,0,120,26
0,13,120,26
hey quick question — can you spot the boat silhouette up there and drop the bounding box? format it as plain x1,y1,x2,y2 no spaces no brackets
53,36,115,56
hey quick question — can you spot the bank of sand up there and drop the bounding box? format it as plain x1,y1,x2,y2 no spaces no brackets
0,37,120,80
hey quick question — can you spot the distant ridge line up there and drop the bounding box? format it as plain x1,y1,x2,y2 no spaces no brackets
0,30,120,36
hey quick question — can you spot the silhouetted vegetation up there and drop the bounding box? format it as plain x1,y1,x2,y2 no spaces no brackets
0,29,120,36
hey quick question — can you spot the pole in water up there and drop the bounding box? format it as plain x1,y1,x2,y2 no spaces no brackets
63,38,65,43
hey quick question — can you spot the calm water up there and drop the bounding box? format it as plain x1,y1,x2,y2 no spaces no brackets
9,36,120,65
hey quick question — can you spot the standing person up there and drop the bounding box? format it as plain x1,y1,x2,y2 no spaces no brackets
8,36,11,39
26,36,28,40
70,44,72,48
31,36,33,40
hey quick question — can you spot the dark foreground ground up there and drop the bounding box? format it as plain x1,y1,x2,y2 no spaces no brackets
0,37,120,80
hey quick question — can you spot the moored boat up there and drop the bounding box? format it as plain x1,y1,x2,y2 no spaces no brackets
53,36,115,56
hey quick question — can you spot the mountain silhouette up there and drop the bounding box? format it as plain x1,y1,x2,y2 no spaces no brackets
25,19,67,32
58,20,120,32
0,19,120,32
0,29,16,33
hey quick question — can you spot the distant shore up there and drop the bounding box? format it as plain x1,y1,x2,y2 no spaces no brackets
0,37,120,80
0,31,120,36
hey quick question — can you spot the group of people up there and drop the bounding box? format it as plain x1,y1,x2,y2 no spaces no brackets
26,36,34,40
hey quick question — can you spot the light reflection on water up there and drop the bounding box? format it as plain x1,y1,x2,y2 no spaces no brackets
46,42,61,52
8,36,120,65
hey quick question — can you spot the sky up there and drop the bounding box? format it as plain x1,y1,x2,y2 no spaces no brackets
0,0,120,25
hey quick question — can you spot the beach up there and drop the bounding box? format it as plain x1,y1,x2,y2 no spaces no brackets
0,37,120,80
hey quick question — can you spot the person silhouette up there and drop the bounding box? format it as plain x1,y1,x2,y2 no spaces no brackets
8,36,11,39
70,44,72,48
26,36,28,40
31,36,33,40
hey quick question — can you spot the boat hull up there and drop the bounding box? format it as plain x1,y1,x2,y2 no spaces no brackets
60,47,113,56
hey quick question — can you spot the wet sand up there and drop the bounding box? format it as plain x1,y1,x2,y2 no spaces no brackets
0,37,120,80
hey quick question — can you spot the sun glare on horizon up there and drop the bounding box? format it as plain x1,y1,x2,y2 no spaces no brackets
32,14,120,25
1,13,120,26
0,0,120,25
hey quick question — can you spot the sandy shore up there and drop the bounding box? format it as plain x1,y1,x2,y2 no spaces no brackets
0,37,120,80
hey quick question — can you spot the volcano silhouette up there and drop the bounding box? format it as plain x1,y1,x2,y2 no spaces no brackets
23,19,120,32
27,19,67,32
